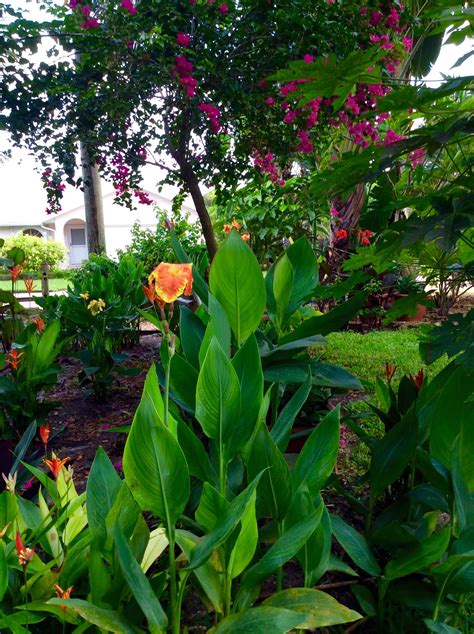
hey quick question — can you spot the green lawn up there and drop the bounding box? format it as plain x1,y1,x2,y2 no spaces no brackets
0,278,69,292
320,328,449,481
323,327,447,389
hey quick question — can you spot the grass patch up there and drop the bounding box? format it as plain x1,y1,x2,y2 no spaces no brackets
0,278,69,292
321,328,449,482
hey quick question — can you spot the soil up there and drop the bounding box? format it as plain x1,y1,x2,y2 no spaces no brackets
43,331,161,492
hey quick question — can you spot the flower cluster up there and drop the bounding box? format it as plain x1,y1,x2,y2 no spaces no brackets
357,229,372,246
121,0,137,15
252,149,285,187
172,55,198,97
198,103,221,133
69,0,99,29
87,298,106,316
223,220,250,241
110,151,153,204
41,167,65,215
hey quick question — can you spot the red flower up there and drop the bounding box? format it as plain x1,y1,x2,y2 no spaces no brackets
408,369,424,392
33,316,45,333
335,229,348,241
218,3,228,14
241,232,250,241
15,533,35,568
223,223,231,234
142,284,156,304
7,349,24,370
385,362,396,382
44,454,70,479
39,423,51,448
10,265,22,281
24,278,36,294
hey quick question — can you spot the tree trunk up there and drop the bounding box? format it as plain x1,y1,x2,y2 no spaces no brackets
80,141,106,255
329,183,366,246
179,160,218,261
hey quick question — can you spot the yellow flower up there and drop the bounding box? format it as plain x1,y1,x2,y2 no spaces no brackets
79,292,89,300
148,263,193,304
87,298,106,316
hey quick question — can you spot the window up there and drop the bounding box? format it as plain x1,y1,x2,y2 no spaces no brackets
23,228,43,238
70,228,86,246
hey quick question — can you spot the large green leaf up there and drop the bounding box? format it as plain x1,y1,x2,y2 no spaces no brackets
271,371,312,452
247,417,292,520
385,528,451,581
209,231,266,346
427,364,471,469
292,406,340,496
280,292,366,344
240,510,322,591
232,334,263,446
311,363,363,391
370,409,418,496
228,490,259,579
35,320,62,373
114,525,168,633
272,252,294,332
48,599,140,634
87,447,122,546
196,337,241,462
263,588,361,628
198,294,232,365
186,475,261,571
0,546,7,602
330,515,381,577
451,437,474,534
179,306,205,369
213,607,304,633
123,368,190,525
175,529,224,614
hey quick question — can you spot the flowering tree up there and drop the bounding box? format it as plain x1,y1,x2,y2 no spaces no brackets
0,0,414,257
0,0,469,257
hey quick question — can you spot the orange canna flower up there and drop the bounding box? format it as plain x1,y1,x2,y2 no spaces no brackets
223,223,231,234
39,423,51,447
44,454,70,479
231,219,241,230
148,262,193,304
33,315,45,333
24,278,36,294
10,265,23,281
7,349,24,370
16,532,35,568
54,584,74,610
241,232,250,241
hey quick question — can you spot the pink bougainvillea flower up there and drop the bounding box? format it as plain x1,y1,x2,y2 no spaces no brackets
303,53,314,64
408,148,426,168
218,3,228,14
330,207,339,217
148,263,193,304
265,97,275,106
121,0,137,14
176,32,190,47
80,17,99,29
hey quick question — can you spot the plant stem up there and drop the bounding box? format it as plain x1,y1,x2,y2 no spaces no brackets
176,570,191,625
23,567,29,632
225,572,233,617
276,521,283,592
168,527,180,634
164,336,171,430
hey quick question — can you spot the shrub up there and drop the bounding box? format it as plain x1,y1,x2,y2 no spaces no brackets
118,205,206,272
0,233,67,272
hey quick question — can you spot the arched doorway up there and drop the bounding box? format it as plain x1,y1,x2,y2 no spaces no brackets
64,219,88,266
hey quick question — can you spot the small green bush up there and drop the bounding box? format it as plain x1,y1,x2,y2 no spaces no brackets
0,233,67,272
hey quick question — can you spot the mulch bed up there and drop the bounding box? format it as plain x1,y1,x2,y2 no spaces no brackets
45,332,161,491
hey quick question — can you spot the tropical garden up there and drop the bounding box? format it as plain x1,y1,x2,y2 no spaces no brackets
0,0,473,632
